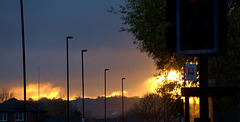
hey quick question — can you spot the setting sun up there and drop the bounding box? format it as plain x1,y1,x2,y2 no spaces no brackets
142,70,199,101
144,70,183,96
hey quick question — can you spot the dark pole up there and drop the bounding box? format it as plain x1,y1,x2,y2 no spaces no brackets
38,65,40,122
185,95,190,122
66,36,73,122
122,78,126,121
20,0,27,121
199,56,209,121
82,49,87,121
104,69,109,122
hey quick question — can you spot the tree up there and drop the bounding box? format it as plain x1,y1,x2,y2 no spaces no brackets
0,88,14,103
112,0,240,75
112,0,240,121
38,98,67,115
114,0,240,114
156,78,182,122
130,85,183,122
109,0,196,71
208,1,240,87
129,73,184,122
131,93,163,122
207,2,240,118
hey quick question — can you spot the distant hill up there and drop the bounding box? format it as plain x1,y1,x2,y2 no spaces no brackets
71,96,140,119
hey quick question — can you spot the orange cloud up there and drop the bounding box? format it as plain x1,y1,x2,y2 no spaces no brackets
107,91,128,98
140,70,184,97
12,83,72,100
97,91,128,98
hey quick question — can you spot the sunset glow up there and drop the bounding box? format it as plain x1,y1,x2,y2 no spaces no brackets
189,97,200,104
144,70,184,96
107,91,128,98
143,69,199,103
11,70,198,101
12,83,130,100
13,83,69,100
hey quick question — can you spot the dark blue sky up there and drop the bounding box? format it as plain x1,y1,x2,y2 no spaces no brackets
0,0,156,99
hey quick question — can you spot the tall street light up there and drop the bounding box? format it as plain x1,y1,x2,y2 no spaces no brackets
81,49,87,121
66,36,73,122
19,0,27,121
104,69,109,122
122,78,126,121
38,65,40,122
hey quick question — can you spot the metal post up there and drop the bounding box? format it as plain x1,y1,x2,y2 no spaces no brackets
121,78,126,121
19,0,27,121
66,36,73,122
38,65,40,122
66,38,69,122
122,79,124,121
185,95,189,122
199,56,209,121
82,50,87,121
104,69,109,122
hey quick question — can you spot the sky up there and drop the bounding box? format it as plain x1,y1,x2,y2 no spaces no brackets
0,0,158,100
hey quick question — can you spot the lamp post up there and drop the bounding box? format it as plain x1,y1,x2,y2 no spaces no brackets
81,49,87,122
122,78,126,121
19,0,27,121
104,69,109,122
66,36,73,122
38,65,40,122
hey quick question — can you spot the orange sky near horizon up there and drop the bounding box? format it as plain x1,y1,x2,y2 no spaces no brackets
12,82,132,100
12,70,189,101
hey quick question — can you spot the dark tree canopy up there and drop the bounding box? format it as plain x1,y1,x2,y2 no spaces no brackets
111,1,240,120
112,0,240,86
0,88,14,103
208,1,240,87
112,0,197,71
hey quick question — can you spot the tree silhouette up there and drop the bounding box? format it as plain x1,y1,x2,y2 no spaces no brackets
131,93,162,122
0,88,14,103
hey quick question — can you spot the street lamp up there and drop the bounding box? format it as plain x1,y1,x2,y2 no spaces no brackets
104,69,109,122
81,49,87,121
66,36,73,122
122,78,126,121
19,0,27,121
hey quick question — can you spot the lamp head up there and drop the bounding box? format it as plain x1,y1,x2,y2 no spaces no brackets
67,36,73,39
122,78,126,80
105,69,109,71
82,49,88,52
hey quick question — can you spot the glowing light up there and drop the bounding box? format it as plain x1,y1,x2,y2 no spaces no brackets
189,97,199,104
12,83,76,100
167,70,179,81
144,77,160,93
143,69,199,103
141,70,181,98
106,91,128,98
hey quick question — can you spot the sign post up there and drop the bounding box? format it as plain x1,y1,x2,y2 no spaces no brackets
166,0,226,121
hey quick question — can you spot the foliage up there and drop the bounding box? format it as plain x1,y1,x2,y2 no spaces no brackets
109,0,196,71
38,98,82,117
156,78,182,121
156,79,181,98
112,0,240,78
208,1,240,87
207,1,240,112
130,78,183,121
131,93,162,121
114,0,240,109
38,98,66,115
0,88,14,103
